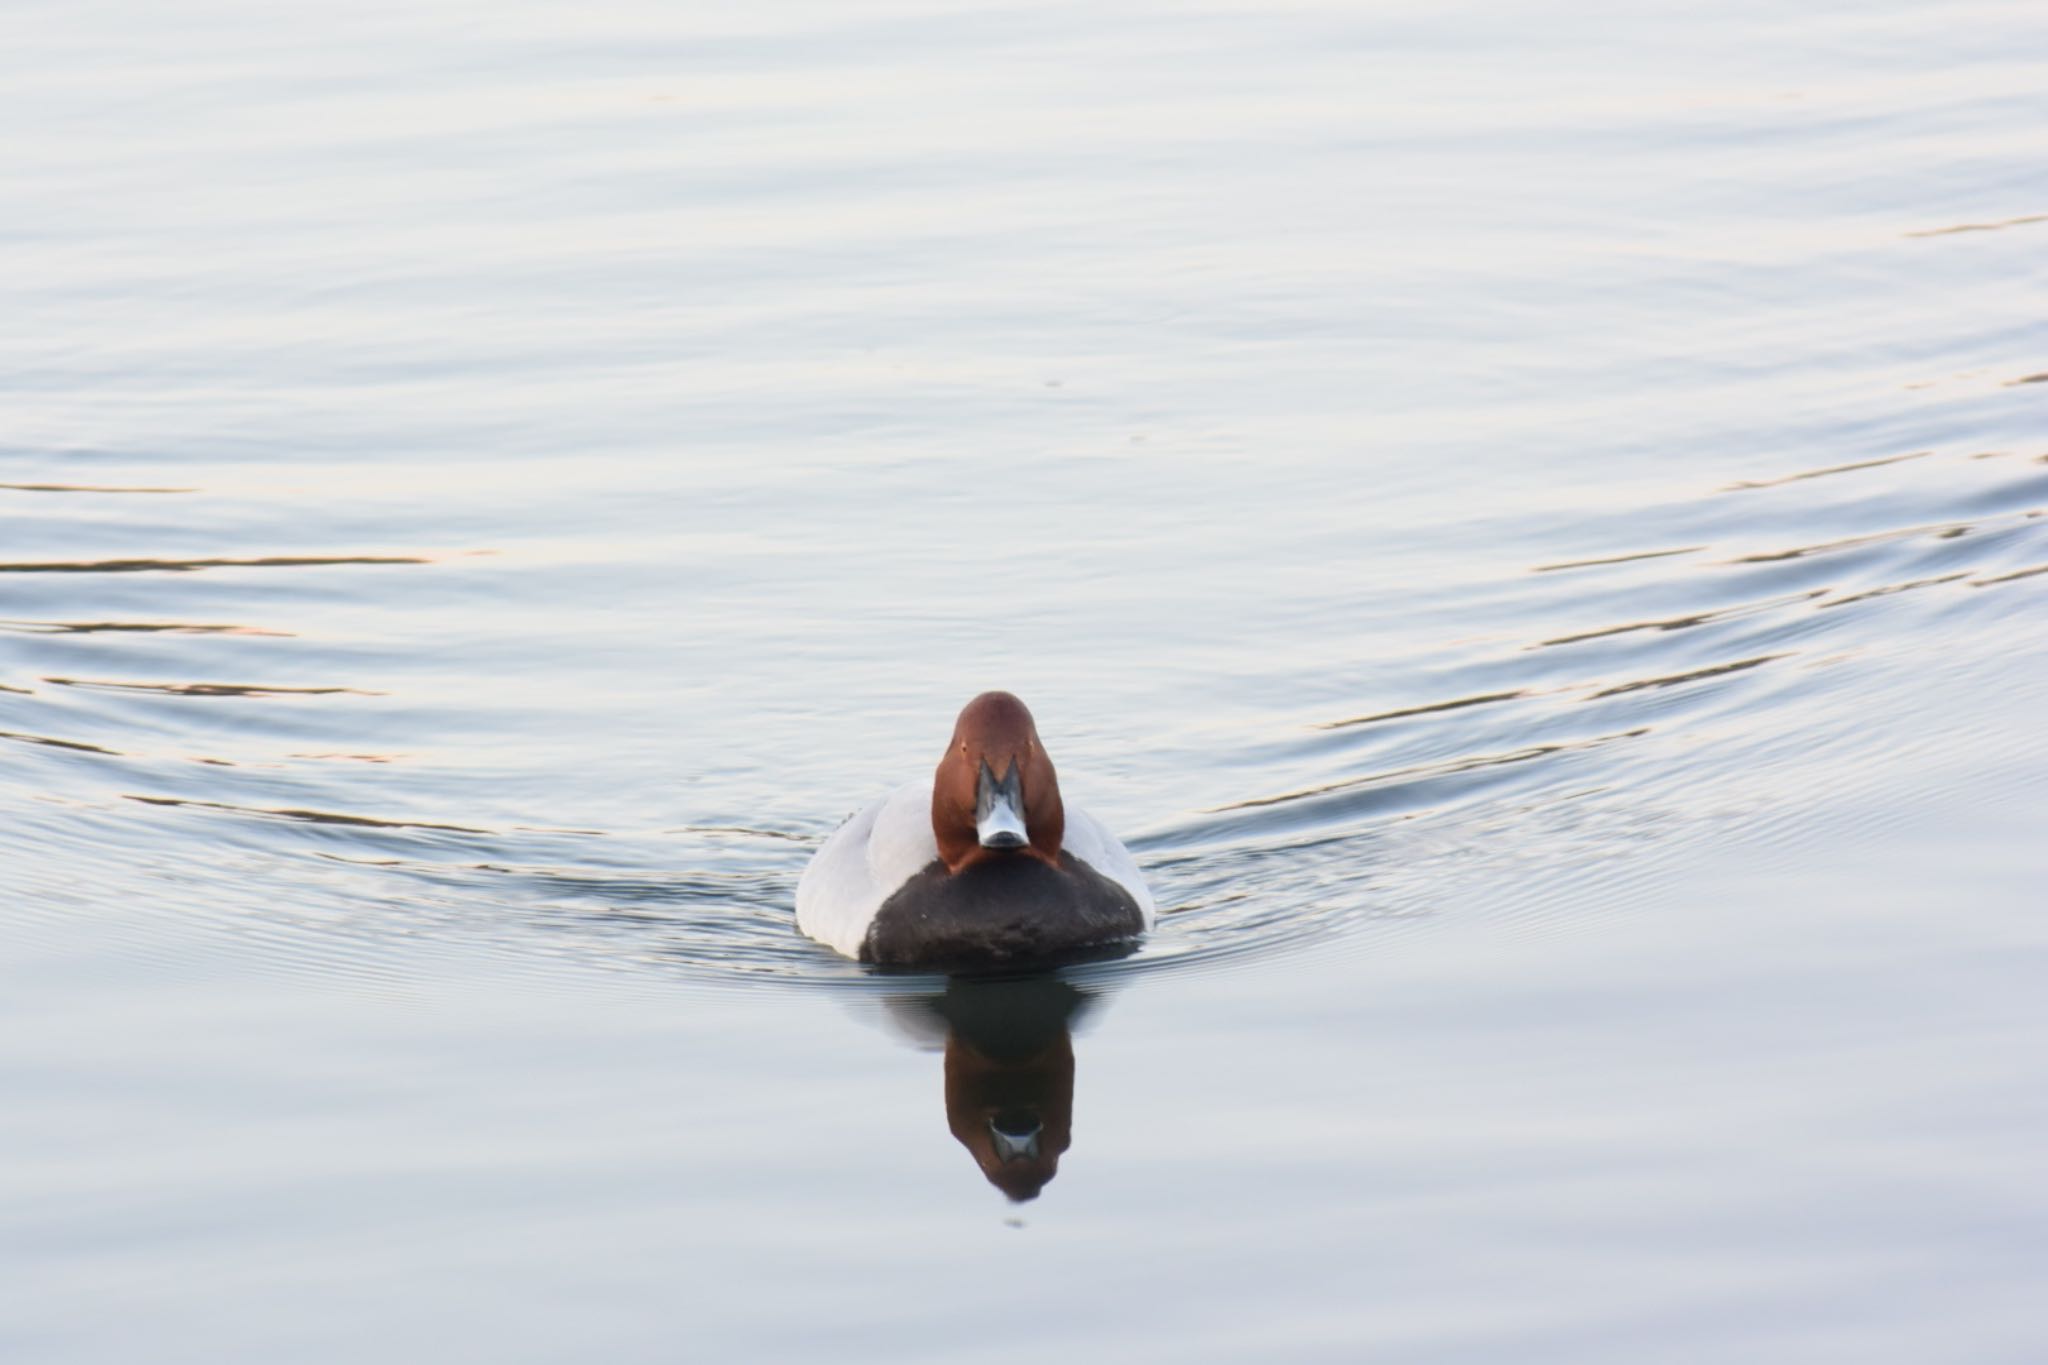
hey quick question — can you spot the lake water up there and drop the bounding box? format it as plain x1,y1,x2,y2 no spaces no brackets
4,0,2046,1358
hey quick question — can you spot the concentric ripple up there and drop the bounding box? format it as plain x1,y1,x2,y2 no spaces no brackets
3,440,2040,994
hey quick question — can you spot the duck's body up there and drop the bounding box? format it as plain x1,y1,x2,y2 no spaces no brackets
796,693,1155,966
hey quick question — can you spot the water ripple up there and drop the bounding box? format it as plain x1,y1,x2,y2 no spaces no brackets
13,446,2037,993
1905,212,2048,237
1586,654,1783,699
0,482,195,493
1536,590,1825,648
0,619,293,637
1533,546,1704,574
1,30,2044,1007
0,728,122,756
1722,451,1929,491
44,677,383,698
0,555,428,574
1314,689,1524,730
124,794,494,835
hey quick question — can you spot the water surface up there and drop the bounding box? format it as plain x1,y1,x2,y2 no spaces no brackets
4,0,2046,1359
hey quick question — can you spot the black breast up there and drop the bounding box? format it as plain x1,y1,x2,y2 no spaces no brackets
863,853,1145,968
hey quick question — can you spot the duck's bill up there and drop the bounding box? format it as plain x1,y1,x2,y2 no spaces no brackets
975,760,1028,849
989,1113,1043,1162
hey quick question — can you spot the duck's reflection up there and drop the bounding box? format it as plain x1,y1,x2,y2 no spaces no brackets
881,975,1101,1202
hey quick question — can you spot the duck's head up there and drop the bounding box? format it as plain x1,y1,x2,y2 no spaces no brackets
932,691,1064,872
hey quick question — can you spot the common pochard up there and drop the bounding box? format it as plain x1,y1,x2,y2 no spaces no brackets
796,692,1155,965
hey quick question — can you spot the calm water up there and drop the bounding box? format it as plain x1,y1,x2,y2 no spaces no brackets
5,0,2047,1358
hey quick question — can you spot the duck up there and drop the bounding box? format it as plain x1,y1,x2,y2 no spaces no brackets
796,691,1155,966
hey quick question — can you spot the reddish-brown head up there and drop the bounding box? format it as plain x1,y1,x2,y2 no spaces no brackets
931,691,1064,872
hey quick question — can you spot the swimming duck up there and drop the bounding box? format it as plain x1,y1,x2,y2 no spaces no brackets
796,692,1155,965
